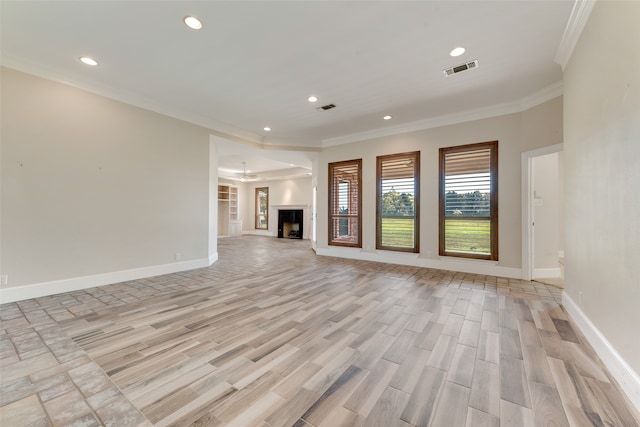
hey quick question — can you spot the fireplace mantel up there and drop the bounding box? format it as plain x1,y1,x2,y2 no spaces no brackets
271,204,310,209
271,205,311,240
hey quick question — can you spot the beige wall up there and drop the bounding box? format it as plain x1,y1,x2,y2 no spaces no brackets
317,98,562,271
1,68,212,289
564,0,640,375
241,177,313,237
521,96,564,151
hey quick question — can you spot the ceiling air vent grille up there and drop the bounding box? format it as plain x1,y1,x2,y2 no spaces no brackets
316,103,336,111
443,60,479,77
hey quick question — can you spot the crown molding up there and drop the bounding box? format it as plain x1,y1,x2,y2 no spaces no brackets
519,81,564,111
2,56,563,151
555,0,597,71
322,81,564,147
1,57,263,144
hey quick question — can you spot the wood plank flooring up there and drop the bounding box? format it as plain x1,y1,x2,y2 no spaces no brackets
1,236,639,426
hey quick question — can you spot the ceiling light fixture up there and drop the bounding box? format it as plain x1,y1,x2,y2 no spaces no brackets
450,47,466,57
383,115,392,120
307,96,318,103
79,56,98,66
184,16,203,30
263,127,271,131
238,162,257,182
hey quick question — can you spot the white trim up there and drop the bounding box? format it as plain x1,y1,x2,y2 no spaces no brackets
3,60,564,152
555,0,597,70
519,81,564,111
0,258,211,304
209,136,220,270
562,291,640,413
1,59,263,145
437,255,498,266
209,253,219,265
316,247,522,279
522,143,566,160
522,152,534,280
521,143,564,280
322,82,563,147
242,230,276,237
271,204,311,209
533,268,562,279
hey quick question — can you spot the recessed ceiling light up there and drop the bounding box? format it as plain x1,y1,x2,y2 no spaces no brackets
383,115,392,120
307,96,318,103
450,47,466,57
79,56,98,66
263,127,271,131
184,16,203,30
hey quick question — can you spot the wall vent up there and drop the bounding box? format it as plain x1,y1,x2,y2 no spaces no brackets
316,103,336,111
443,60,479,77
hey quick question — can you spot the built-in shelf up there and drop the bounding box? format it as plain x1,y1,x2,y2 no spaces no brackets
218,185,241,236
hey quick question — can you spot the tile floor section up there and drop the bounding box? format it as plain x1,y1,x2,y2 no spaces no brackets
0,236,640,427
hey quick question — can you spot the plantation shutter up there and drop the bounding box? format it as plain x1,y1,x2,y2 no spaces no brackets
376,152,420,252
444,148,491,217
440,141,498,260
328,159,362,247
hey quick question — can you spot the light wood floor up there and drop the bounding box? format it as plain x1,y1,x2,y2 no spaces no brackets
1,236,639,426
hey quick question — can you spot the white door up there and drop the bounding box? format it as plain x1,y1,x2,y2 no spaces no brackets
521,144,563,280
531,152,562,279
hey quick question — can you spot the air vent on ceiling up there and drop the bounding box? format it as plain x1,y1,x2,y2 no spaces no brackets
443,60,479,77
316,103,336,111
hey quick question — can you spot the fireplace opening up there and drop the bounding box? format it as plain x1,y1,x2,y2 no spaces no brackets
278,209,303,239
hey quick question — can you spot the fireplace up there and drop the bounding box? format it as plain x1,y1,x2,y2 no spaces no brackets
278,209,303,239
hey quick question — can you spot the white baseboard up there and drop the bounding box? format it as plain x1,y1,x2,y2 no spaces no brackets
0,257,212,304
533,267,562,278
209,252,218,265
242,231,313,240
242,230,276,237
562,291,640,413
315,247,522,279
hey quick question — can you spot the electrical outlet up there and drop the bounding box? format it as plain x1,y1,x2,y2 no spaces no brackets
0,275,8,286
175,253,181,261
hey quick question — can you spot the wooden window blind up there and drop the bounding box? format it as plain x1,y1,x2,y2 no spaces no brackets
328,159,362,247
439,141,498,260
376,151,420,252
255,187,269,229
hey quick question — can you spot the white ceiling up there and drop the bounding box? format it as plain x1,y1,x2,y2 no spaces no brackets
1,0,574,181
215,137,316,182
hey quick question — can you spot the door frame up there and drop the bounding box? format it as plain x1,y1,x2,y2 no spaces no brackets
521,143,563,280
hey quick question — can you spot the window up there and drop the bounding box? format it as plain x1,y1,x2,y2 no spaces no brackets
376,151,420,252
328,159,361,247
439,141,498,260
255,187,269,229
